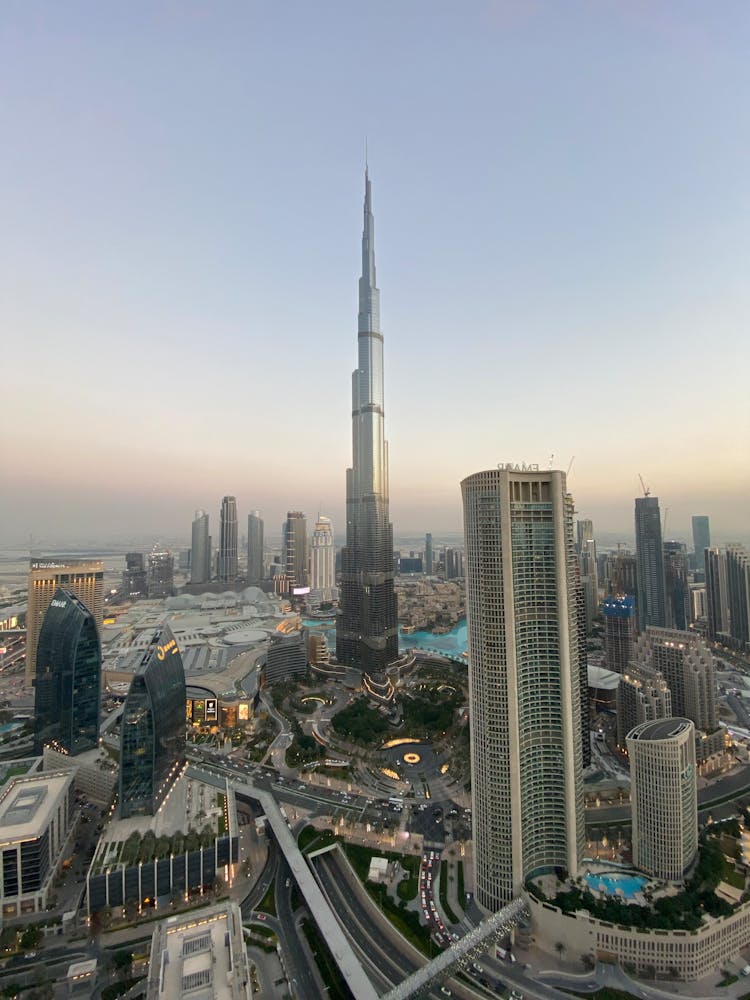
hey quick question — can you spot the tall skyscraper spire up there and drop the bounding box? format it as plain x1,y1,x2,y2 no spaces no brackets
336,170,398,699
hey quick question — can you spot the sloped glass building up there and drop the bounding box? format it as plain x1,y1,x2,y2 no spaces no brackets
119,625,186,818
34,587,101,755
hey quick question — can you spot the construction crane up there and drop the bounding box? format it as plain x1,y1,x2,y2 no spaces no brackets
638,474,650,497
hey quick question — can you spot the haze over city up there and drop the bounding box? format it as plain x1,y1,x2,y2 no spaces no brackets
2,1,748,547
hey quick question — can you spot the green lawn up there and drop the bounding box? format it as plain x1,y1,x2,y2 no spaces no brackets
396,855,420,901
721,859,746,891
456,859,465,901
256,881,277,917
298,825,339,854
438,860,459,923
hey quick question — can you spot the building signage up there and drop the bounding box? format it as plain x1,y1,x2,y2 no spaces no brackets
205,699,217,719
238,703,250,721
50,599,67,609
156,638,177,661
497,462,540,472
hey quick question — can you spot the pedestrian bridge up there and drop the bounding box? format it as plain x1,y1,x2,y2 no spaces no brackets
379,896,529,999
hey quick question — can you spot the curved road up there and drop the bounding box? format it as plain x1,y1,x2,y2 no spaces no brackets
586,764,750,826
274,856,321,1000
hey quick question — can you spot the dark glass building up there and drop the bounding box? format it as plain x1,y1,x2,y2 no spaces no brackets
119,625,186,818
635,496,667,630
34,588,101,755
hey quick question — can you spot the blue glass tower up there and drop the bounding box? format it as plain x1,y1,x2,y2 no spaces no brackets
34,588,101,755
119,625,186,818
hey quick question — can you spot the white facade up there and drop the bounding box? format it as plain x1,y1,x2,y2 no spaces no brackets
0,771,75,918
146,901,252,999
310,515,336,602
190,509,210,585
635,627,717,734
461,468,584,910
627,717,698,882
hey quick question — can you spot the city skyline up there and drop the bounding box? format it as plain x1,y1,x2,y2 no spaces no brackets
2,3,748,545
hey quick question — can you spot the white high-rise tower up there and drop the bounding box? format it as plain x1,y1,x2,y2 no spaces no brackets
461,467,585,909
190,510,210,585
310,515,336,603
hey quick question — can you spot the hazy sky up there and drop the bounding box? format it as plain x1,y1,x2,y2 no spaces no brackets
2,1,748,548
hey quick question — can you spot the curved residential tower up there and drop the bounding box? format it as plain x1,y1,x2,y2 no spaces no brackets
336,170,398,698
462,467,585,909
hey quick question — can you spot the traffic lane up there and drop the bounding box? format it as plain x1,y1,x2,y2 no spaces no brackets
727,693,750,728
315,853,485,1000
240,839,279,918
274,858,320,1000
585,762,750,825
315,854,416,988
409,805,449,845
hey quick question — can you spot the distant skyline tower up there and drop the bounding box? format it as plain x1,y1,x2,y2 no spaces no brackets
705,547,729,642
247,511,264,585
336,169,398,697
725,545,750,652
25,558,104,688
424,532,433,576
282,511,308,593
461,467,585,910
635,495,667,630
310,515,336,602
122,552,147,599
664,540,691,630
217,496,238,583
576,518,599,635
602,595,636,673
692,515,711,561
190,509,210,585
147,548,174,598
34,588,101,755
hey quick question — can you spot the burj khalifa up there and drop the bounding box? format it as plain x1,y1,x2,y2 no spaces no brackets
336,169,398,699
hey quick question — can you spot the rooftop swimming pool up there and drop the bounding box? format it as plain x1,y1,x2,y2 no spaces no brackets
585,872,648,899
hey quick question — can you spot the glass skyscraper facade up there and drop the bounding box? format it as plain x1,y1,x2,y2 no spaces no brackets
218,495,238,583
34,588,101,755
247,511,264,585
119,625,187,818
336,170,398,696
635,495,667,630
691,515,711,561
190,509,210,585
